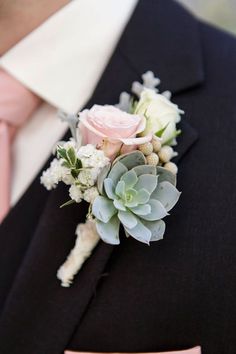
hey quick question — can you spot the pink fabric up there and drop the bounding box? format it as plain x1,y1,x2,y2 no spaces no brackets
65,347,201,354
0,69,41,222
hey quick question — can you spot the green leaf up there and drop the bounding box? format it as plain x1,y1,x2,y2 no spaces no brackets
120,170,138,190
143,109,149,120
116,150,146,170
92,196,117,223
104,178,116,199
57,146,68,161
156,166,176,186
62,161,71,169
108,161,128,185
151,181,181,212
97,163,111,194
75,158,82,169
155,123,169,138
123,189,138,208
115,181,126,199
60,199,76,208
132,165,156,176
96,216,120,245
138,199,168,221
71,169,79,179
118,210,138,229
134,174,158,194
176,129,182,137
142,219,166,242
67,147,76,165
130,98,138,114
124,218,152,244
97,163,111,195
164,129,182,146
134,188,150,205
113,199,126,211
130,204,151,216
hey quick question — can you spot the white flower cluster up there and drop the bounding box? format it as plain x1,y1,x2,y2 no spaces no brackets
69,185,99,204
41,144,108,205
52,138,78,155
69,185,83,203
76,144,110,187
60,139,78,151
68,145,109,204
77,144,109,169
116,71,161,111
78,169,97,187
83,186,99,203
132,71,160,97
40,158,74,190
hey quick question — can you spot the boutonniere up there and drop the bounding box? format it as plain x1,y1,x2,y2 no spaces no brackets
41,72,183,287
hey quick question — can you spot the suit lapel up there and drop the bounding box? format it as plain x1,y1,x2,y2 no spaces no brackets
118,0,204,94
116,0,202,162
0,1,204,353
0,40,143,354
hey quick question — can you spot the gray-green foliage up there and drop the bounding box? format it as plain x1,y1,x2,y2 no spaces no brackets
92,151,181,245
58,111,79,141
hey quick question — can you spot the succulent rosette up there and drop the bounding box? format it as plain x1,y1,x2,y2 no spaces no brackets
92,151,180,245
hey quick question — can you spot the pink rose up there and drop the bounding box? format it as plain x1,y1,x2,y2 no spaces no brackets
78,105,152,159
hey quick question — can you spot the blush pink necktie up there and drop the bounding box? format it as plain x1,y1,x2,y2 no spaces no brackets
65,348,201,354
0,69,42,222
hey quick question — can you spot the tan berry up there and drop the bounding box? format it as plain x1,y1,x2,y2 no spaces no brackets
146,153,159,166
151,138,162,152
158,145,174,163
164,162,178,175
139,142,153,156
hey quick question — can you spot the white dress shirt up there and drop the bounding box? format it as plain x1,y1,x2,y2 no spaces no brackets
0,0,138,206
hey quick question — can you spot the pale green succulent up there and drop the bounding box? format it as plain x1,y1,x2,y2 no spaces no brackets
92,151,180,245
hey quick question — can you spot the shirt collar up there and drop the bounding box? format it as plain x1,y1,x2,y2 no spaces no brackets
0,0,137,114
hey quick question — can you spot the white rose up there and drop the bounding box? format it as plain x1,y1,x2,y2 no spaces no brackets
135,89,184,145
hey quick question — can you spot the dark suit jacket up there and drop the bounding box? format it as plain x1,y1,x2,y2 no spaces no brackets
0,1,236,353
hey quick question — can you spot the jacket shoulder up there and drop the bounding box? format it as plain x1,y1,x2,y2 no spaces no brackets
199,20,236,77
